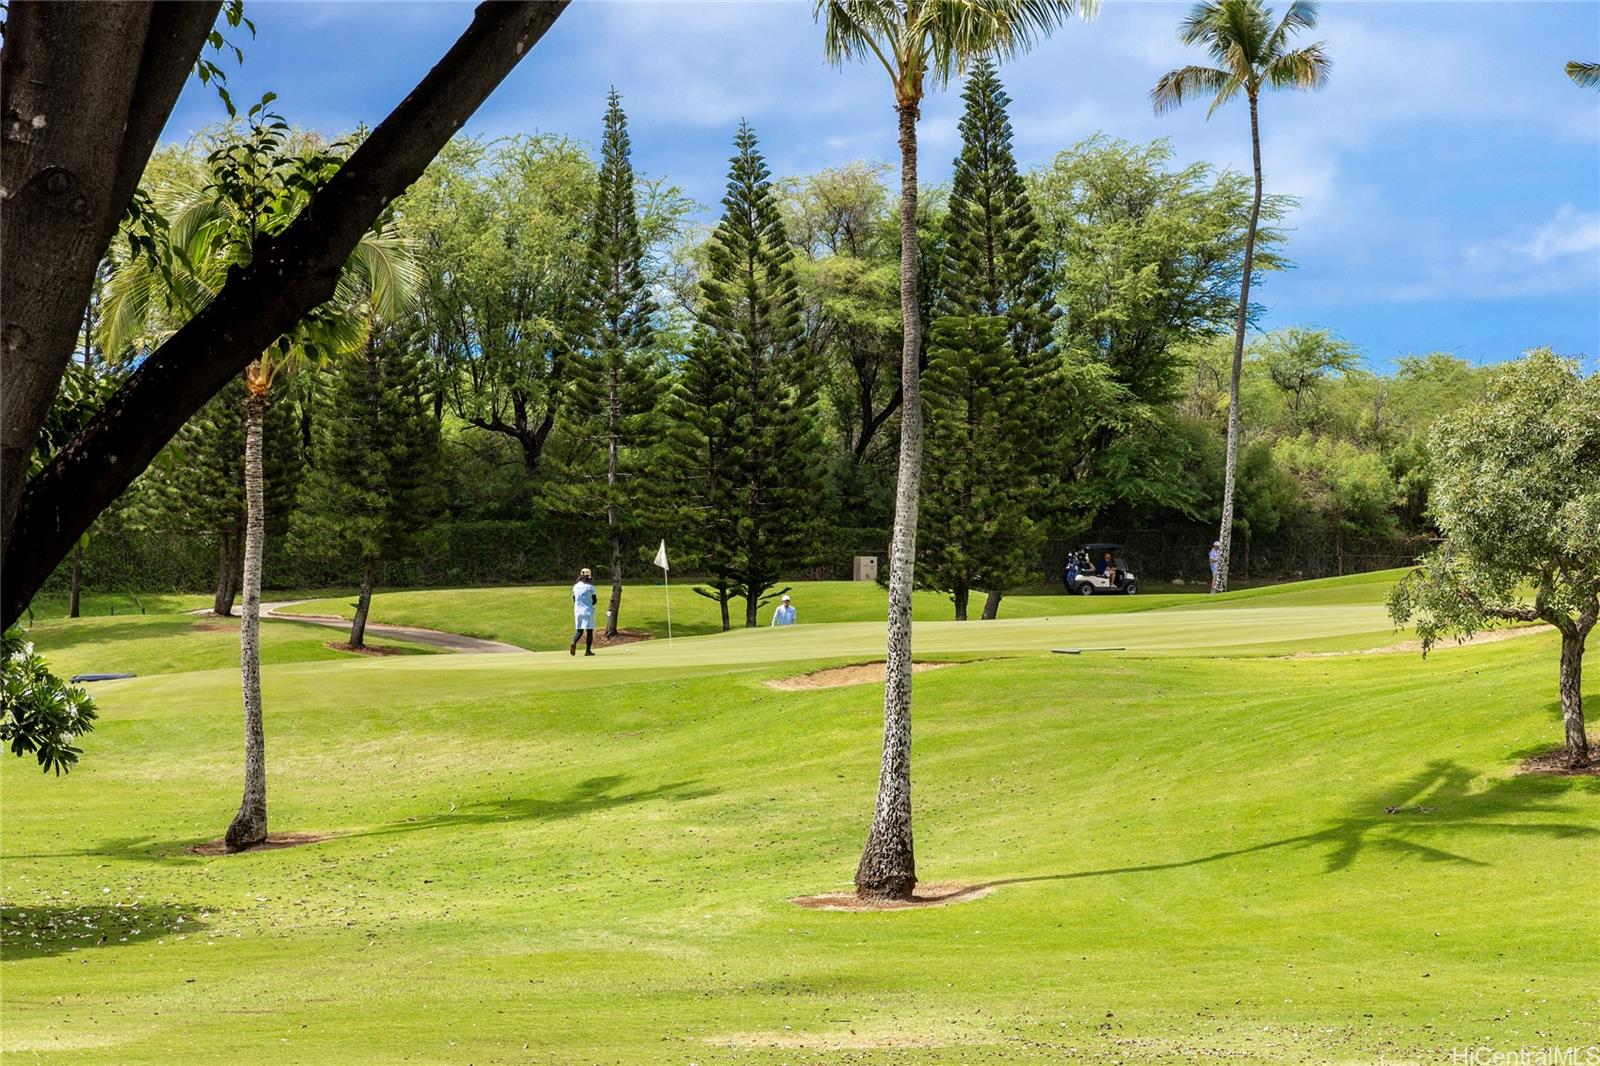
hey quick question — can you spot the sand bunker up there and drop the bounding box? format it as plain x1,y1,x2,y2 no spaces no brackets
767,660,954,691
1287,626,1544,659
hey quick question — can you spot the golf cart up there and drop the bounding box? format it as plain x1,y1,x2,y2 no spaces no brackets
1062,543,1137,596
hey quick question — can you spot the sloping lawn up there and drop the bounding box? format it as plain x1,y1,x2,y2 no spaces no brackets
2,571,1592,1063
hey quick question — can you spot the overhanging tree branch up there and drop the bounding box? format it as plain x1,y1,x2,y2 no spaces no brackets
1,1,223,556
2,0,570,628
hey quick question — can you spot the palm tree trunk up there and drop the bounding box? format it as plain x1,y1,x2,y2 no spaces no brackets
350,556,376,650
225,384,269,852
856,101,922,902
1213,92,1263,595
1559,628,1589,768
68,544,83,617
212,531,238,617
605,367,622,639
980,590,1002,620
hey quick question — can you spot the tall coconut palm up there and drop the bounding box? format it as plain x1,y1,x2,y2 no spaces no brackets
103,108,418,851
815,0,1094,901
1152,0,1329,593
1568,61,1600,89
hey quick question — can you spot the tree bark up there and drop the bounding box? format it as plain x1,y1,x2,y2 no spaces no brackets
225,384,268,851
1,0,570,629
1559,628,1589,769
855,101,922,902
952,584,969,622
1,1,220,558
980,590,1002,620
1212,92,1263,595
68,544,84,617
719,588,730,633
212,530,237,617
350,556,376,650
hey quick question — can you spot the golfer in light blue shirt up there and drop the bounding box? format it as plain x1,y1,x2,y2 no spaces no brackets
771,594,796,627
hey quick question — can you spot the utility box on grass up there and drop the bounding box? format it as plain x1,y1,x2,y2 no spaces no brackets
852,555,879,582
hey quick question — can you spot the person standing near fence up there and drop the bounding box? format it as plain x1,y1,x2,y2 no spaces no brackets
1208,541,1221,587
570,567,598,657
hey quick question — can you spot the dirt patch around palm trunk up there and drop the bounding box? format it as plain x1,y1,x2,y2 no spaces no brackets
767,660,955,691
186,832,334,856
324,641,406,656
596,628,651,647
791,881,994,910
1518,746,1600,777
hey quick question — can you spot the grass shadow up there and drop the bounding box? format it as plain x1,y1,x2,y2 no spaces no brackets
0,902,209,959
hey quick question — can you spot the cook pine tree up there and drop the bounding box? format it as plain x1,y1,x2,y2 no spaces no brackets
294,330,441,649
920,57,1061,621
675,123,822,628
570,89,664,639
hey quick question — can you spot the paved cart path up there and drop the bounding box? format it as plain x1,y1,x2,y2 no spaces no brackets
259,601,525,654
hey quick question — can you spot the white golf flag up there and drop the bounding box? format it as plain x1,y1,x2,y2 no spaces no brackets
654,539,669,572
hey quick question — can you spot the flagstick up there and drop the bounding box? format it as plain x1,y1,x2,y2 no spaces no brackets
663,568,673,646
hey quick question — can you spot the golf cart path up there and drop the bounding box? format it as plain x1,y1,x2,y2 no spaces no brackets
259,601,524,654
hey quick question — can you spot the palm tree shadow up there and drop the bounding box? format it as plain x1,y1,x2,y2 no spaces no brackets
346,774,718,842
21,776,714,865
981,759,1598,892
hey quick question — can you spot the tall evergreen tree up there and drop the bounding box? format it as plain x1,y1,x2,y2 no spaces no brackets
920,57,1061,620
294,331,442,648
567,89,665,639
674,122,822,628
660,328,744,632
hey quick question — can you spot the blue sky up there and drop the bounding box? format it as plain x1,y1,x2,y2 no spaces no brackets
162,1,1600,369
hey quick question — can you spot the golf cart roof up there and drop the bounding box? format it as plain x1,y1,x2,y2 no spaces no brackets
1080,542,1123,552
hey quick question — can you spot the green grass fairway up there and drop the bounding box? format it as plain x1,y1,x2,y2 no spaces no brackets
4,572,1595,1064
291,568,1407,651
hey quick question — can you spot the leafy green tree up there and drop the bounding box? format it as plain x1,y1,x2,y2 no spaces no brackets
1,628,97,775
1153,0,1330,592
1259,327,1359,428
689,123,823,629
815,0,1093,902
404,135,595,477
919,57,1058,620
1389,350,1599,769
1030,136,1289,411
1272,431,1399,569
782,162,903,464
565,91,666,639
294,331,441,648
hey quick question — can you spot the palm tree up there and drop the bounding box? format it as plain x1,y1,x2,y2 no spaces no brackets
103,108,417,851
1152,0,1329,593
815,0,1094,901
1567,61,1600,89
